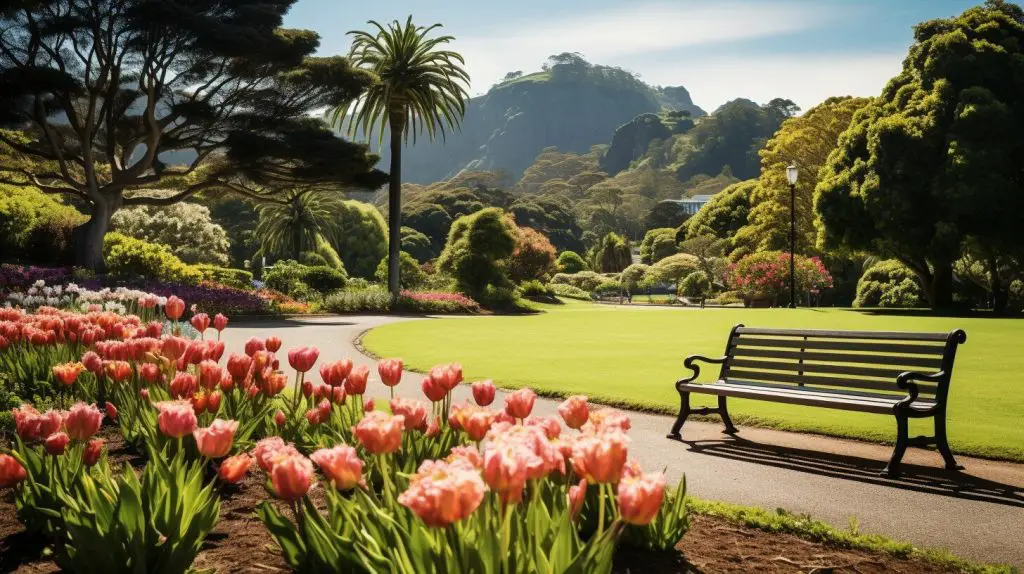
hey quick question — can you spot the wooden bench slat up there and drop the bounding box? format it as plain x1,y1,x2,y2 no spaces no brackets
716,380,934,403
678,382,909,414
723,369,937,394
732,337,946,356
735,327,951,342
728,347,944,369
725,358,922,381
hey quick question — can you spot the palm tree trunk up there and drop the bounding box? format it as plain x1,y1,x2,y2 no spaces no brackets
387,114,404,298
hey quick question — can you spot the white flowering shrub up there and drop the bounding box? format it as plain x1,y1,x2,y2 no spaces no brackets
110,203,230,266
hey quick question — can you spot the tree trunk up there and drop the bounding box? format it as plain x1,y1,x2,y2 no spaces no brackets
74,195,118,271
292,195,303,261
915,261,954,310
987,253,1007,315
387,114,404,298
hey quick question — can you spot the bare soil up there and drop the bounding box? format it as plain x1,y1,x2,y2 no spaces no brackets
0,433,965,573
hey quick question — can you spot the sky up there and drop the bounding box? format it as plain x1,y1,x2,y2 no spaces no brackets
283,0,984,112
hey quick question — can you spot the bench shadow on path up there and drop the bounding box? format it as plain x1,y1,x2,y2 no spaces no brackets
679,436,1024,509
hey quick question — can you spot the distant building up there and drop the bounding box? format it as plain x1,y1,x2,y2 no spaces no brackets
661,194,715,216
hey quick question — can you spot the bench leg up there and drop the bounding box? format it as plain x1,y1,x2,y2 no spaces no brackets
935,414,963,471
882,413,910,477
719,396,738,434
666,391,691,440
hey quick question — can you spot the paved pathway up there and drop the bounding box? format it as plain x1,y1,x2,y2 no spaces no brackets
224,315,1024,567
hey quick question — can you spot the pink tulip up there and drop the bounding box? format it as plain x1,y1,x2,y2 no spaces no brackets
344,365,369,396
207,391,222,413
569,478,588,518
198,360,223,390
193,419,238,458
310,445,364,491
140,388,151,401
83,438,104,467
390,397,429,432
65,402,103,441
271,454,315,501
219,454,253,485
139,363,161,383
471,380,496,406
588,409,631,431
425,417,440,438
331,386,347,405
399,459,486,527
227,353,252,382
170,372,198,399
265,336,282,353
165,296,185,321
274,410,286,427
45,431,70,455
12,405,63,442
287,346,319,373
558,395,589,430
571,428,629,484
81,351,103,374
421,374,447,402
481,442,531,504
213,313,229,332
319,360,349,387
353,411,404,455
104,401,118,421
0,454,28,488
244,337,265,357
378,358,403,387
155,400,198,439
363,397,374,412
252,437,299,472
617,472,666,525
525,415,562,439
162,336,189,361
190,313,210,334
504,388,536,420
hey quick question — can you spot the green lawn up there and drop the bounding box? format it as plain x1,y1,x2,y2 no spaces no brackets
362,300,1024,461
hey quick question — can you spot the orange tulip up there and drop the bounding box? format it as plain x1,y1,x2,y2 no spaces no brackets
568,478,588,518
193,419,238,458
353,411,404,455
344,365,369,396
104,360,133,383
571,428,629,484
270,454,315,501
218,454,253,485
399,459,486,527
558,395,589,430
190,312,210,334
265,336,282,353
310,445,364,491
504,388,536,420
52,362,84,386
617,471,666,525
165,296,185,321
390,397,429,432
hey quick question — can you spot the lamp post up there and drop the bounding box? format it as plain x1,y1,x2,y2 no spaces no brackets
786,164,799,309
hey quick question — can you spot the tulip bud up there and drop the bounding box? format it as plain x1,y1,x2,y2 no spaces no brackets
274,410,286,427
83,438,105,467
104,401,118,421
207,391,222,413
45,432,70,455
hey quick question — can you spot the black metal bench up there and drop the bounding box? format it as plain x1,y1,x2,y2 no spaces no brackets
666,325,967,476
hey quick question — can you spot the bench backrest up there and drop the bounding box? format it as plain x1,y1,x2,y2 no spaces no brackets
719,325,966,402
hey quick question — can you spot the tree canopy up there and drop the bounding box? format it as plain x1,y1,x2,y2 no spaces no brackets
0,0,387,269
815,0,1024,310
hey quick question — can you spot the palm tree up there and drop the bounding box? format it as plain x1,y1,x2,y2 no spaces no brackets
255,189,346,261
330,16,469,296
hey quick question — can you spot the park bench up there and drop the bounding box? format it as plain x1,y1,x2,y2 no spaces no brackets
666,325,967,477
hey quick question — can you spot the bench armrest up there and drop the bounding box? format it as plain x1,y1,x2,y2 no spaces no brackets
895,370,946,407
676,355,728,389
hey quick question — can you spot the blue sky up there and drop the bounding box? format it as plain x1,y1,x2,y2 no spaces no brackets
284,0,983,112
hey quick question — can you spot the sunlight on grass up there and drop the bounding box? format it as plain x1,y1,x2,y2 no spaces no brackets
363,300,1024,461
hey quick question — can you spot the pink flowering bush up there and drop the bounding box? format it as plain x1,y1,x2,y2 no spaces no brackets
396,290,482,314
728,251,833,301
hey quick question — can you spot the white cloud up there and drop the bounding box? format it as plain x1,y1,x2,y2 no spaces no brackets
450,0,847,94
652,52,904,112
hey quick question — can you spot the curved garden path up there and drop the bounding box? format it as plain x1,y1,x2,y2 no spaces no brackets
224,315,1024,567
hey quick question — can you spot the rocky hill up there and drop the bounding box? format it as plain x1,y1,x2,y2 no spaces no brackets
366,58,706,184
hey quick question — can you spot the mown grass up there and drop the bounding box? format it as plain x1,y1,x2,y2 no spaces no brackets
362,300,1024,461
687,498,1017,573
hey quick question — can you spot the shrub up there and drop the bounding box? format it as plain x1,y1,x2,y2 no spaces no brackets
518,279,554,298
557,250,589,273
678,271,712,298
0,184,85,265
195,265,253,290
300,251,330,267
375,252,425,289
593,281,623,297
103,232,204,285
644,253,701,287
591,232,632,273
620,264,650,292
400,226,435,262
395,290,481,314
549,283,592,300
729,251,833,301
264,260,347,297
853,260,924,308
508,226,558,283
708,290,743,306
551,271,617,292
327,200,389,279
322,286,392,314
109,202,230,266
436,208,517,300
639,228,678,264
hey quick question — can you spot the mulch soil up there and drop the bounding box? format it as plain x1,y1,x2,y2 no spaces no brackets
0,430,964,574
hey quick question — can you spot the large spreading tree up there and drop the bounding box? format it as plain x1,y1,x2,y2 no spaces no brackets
330,17,469,297
0,0,387,270
815,1,1024,310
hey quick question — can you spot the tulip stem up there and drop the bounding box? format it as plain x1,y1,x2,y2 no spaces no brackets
500,501,512,573
597,483,606,540
379,454,392,501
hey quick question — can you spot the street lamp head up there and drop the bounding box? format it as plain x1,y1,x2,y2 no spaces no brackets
786,164,799,186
